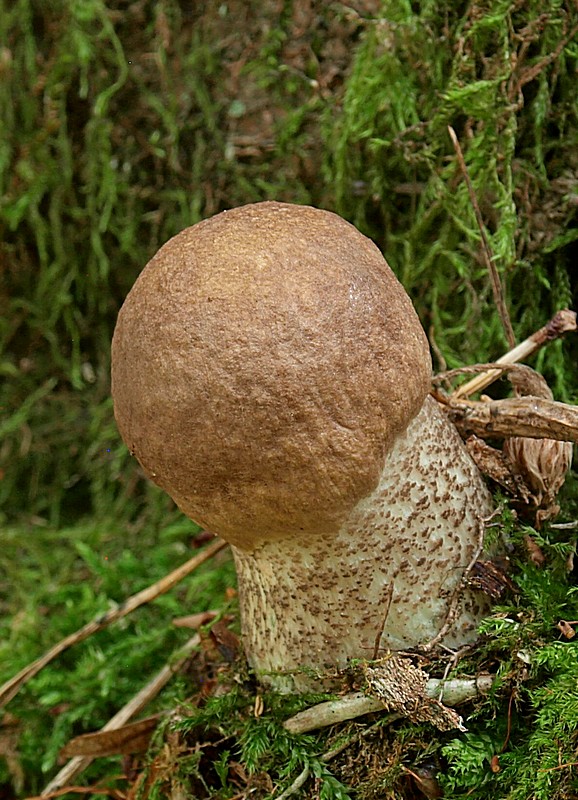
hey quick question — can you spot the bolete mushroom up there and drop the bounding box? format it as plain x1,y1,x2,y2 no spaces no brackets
111,201,494,691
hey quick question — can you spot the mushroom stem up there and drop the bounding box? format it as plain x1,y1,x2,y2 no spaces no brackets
233,397,493,692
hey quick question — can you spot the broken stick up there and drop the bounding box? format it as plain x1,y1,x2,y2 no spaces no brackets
441,395,578,444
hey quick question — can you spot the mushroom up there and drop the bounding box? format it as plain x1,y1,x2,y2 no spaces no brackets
111,201,494,692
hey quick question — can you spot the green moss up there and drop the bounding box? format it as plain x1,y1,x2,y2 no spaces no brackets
1,0,577,796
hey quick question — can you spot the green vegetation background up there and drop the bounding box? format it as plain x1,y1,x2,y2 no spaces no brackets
1,1,577,797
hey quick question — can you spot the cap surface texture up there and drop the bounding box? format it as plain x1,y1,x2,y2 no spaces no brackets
111,202,431,548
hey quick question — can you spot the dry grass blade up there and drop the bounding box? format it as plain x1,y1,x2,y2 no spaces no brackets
28,787,121,799
448,125,516,350
41,634,201,795
449,309,577,399
0,538,227,708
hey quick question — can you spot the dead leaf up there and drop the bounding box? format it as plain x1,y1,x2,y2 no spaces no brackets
172,611,217,629
557,620,576,639
504,435,572,526
466,559,517,600
60,714,163,758
524,534,546,567
209,620,240,663
254,694,264,718
503,368,573,527
404,765,443,799
444,366,573,527
466,435,531,500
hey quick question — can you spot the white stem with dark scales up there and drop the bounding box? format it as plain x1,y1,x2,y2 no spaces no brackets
233,397,494,692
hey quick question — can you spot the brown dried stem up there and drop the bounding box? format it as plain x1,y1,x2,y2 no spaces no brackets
448,125,516,350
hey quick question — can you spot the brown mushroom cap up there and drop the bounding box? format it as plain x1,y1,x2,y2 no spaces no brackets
111,202,431,549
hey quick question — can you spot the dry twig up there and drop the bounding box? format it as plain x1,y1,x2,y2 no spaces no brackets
283,674,494,734
448,309,576,399
440,395,578,444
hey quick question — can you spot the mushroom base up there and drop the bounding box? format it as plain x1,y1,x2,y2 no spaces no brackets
233,397,496,692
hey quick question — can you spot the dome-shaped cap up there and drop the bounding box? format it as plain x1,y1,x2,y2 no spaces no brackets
111,202,431,548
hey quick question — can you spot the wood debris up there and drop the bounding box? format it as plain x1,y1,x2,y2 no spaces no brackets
283,673,494,735
438,391,578,445
438,364,574,526
502,368,573,526
362,656,466,732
